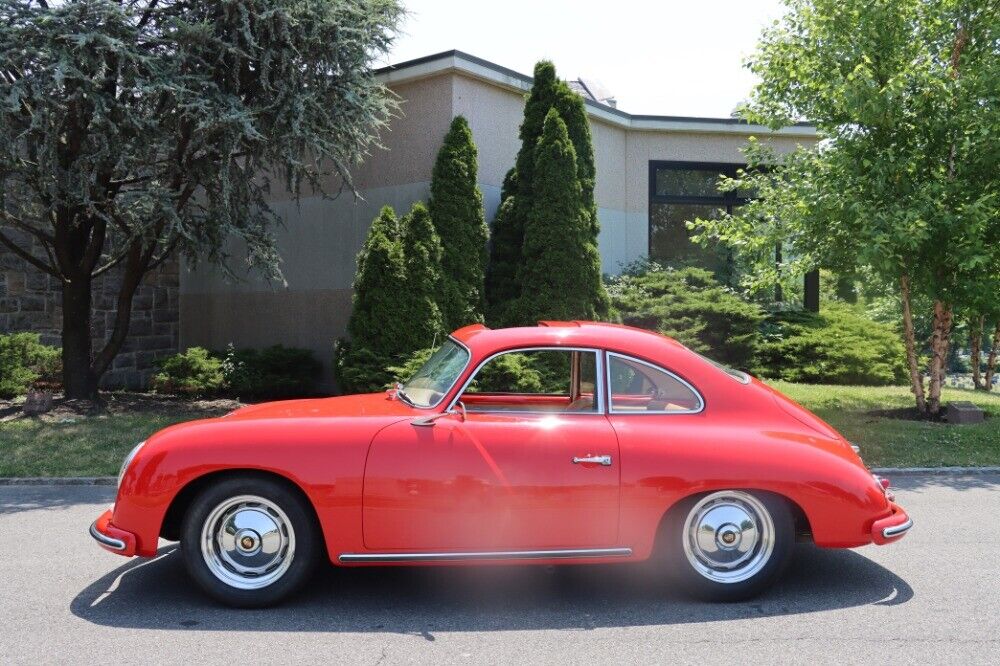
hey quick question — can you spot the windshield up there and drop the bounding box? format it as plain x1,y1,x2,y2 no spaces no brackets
696,352,750,384
399,339,470,407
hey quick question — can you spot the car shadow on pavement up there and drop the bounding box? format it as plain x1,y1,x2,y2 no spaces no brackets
70,543,912,635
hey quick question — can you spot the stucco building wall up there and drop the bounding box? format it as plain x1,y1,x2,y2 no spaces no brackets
178,51,816,388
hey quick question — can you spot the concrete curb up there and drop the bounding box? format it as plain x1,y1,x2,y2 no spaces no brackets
2,467,999,486
0,477,116,486
872,466,1000,476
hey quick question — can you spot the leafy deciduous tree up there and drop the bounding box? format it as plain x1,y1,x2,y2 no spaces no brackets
692,0,1000,415
0,0,402,398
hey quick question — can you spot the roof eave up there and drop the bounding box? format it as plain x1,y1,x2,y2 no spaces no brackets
375,50,817,138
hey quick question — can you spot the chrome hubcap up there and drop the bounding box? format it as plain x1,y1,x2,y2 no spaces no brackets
200,495,295,590
682,491,774,584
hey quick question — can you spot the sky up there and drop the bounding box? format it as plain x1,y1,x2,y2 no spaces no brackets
382,0,789,118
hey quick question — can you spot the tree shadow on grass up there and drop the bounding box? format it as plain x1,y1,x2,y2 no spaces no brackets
70,543,912,637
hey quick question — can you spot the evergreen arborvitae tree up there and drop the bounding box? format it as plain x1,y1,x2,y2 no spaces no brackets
399,202,445,349
429,116,488,330
345,206,408,358
485,168,521,321
485,60,607,324
511,109,607,324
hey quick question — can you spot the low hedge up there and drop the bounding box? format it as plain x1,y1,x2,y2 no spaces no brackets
152,345,322,399
0,333,61,399
608,263,764,370
754,301,908,385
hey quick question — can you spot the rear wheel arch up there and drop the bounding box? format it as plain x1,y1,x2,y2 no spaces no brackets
160,469,325,557
654,488,813,555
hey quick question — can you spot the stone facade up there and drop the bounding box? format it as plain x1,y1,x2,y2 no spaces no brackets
0,230,179,389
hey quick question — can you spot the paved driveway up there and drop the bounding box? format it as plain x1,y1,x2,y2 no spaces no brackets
1,475,998,664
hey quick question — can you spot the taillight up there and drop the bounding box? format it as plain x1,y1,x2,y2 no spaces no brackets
872,474,895,502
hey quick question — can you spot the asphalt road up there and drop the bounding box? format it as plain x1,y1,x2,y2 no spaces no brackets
1,475,998,665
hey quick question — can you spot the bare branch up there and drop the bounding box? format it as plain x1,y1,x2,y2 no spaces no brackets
0,229,60,277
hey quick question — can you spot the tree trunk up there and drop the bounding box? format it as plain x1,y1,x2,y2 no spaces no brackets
986,321,1000,392
970,315,984,390
900,275,926,413
926,300,954,415
61,276,98,400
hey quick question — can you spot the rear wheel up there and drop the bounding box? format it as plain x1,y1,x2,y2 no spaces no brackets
665,490,793,601
181,475,320,608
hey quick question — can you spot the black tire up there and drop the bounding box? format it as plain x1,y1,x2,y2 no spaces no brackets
180,474,320,608
662,490,794,602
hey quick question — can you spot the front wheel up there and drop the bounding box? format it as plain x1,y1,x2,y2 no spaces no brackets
665,490,794,601
181,475,320,607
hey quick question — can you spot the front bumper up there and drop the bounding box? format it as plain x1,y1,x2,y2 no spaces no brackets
870,502,912,545
89,508,138,557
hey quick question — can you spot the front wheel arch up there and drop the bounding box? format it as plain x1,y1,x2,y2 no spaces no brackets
160,469,325,558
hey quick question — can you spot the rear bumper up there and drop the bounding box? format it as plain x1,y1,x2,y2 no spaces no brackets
89,508,137,557
871,502,912,545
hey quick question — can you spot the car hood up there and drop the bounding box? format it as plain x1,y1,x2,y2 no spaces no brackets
224,392,418,421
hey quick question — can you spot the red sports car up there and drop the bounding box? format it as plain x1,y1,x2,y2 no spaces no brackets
90,322,911,607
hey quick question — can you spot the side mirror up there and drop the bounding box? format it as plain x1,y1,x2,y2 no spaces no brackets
454,400,467,422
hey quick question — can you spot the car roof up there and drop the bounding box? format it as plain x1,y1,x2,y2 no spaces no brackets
450,321,685,358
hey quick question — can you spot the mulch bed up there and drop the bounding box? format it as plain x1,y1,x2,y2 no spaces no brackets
0,392,242,423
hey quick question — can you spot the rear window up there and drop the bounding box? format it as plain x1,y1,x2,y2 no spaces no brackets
696,353,750,384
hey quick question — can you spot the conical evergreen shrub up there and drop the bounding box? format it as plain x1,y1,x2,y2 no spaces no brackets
345,206,408,357
511,109,606,324
485,60,608,324
429,116,488,330
399,201,445,349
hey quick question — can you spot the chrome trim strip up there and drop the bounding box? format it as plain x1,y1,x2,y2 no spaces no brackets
604,351,706,415
338,547,633,563
444,346,606,415
89,520,126,551
882,518,913,539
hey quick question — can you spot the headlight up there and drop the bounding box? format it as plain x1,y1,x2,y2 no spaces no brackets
118,441,145,488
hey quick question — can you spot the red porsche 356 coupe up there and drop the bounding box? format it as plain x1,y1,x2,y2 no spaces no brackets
90,322,911,607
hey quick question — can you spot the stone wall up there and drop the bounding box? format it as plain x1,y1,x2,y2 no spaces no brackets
0,231,179,389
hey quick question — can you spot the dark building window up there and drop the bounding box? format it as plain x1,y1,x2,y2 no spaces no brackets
647,160,819,310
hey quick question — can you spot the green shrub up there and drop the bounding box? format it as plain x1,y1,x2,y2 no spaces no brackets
429,115,488,330
0,333,61,398
335,340,394,394
224,345,322,400
608,263,764,369
346,205,410,358
385,347,436,386
754,301,908,385
388,347,555,395
507,109,608,326
151,347,225,397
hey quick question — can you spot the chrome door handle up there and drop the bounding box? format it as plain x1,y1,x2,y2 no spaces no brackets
572,455,612,466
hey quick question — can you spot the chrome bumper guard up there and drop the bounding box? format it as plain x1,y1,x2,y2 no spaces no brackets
882,517,913,539
89,519,127,551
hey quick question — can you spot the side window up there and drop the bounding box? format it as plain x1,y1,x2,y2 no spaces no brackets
460,349,599,413
607,353,703,413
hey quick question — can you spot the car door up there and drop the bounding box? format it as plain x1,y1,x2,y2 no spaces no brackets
362,348,620,552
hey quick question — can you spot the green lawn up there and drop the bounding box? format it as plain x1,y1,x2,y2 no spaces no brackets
771,381,1000,468
0,400,234,478
0,384,998,477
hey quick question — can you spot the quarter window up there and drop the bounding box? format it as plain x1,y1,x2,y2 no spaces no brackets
607,353,703,413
